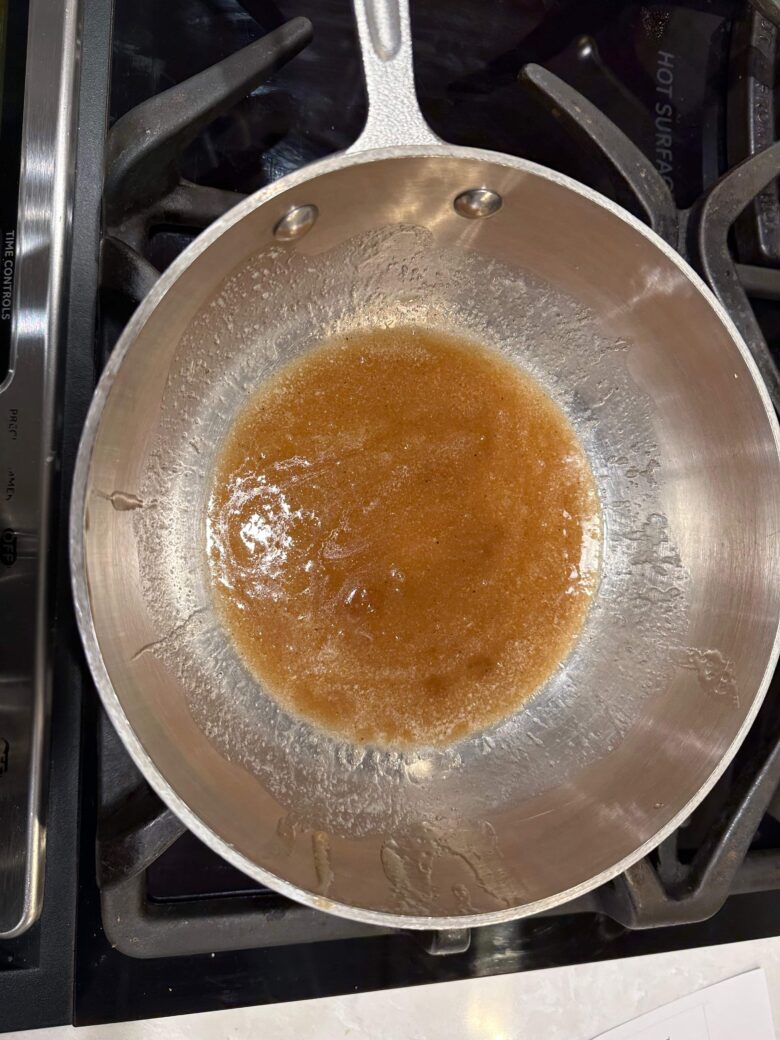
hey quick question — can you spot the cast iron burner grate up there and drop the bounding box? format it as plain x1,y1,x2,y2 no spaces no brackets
91,0,780,973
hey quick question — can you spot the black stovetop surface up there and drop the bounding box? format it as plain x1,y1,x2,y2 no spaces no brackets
7,0,780,1031
109,0,733,207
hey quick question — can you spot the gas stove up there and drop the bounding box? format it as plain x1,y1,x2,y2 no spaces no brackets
4,0,780,1030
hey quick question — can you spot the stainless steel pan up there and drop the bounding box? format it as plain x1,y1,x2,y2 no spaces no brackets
71,0,780,928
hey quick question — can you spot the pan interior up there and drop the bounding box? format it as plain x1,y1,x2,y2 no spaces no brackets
79,153,780,923
137,221,678,824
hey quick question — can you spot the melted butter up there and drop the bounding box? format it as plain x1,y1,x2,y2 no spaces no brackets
207,327,600,748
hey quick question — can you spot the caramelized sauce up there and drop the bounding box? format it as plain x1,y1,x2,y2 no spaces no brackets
207,328,600,748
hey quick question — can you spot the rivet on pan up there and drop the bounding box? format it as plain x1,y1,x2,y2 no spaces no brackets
453,188,502,219
273,204,319,242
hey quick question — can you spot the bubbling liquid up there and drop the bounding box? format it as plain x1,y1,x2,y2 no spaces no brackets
207,327,600,748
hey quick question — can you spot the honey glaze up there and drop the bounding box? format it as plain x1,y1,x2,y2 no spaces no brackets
207,327,600,748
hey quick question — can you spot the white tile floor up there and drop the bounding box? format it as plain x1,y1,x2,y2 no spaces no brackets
6,934,780,1040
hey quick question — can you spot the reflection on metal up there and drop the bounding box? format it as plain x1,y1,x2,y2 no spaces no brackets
453,188,502,220
0,0,81,937
273,204,319,242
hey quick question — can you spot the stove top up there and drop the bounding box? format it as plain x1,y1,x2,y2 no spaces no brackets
4,0,780,1030
108,0,733,207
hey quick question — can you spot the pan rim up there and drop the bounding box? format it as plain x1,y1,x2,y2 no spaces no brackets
70,143,780,929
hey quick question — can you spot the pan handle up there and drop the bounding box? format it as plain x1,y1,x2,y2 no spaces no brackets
348,0,440,153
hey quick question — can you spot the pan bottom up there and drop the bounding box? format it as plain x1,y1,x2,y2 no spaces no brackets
206,326,601,749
